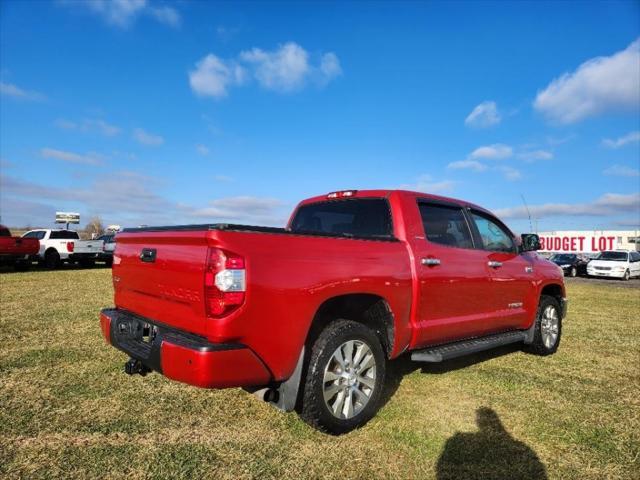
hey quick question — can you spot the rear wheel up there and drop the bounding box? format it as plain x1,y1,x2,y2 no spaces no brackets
299,319,386,434
570,266,577,277
525,295,562,356
44,249,60,269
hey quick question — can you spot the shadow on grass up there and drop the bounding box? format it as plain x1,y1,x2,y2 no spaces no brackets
379,343,522,410
436,407,547,480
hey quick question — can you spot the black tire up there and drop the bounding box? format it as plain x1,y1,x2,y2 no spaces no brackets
570,267,577,277
298,319,386,434
622,270,630,281
44,249,61,269
525,295,562,356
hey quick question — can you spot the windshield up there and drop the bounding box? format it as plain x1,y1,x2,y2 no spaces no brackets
551,254,576,262
597,251,628,261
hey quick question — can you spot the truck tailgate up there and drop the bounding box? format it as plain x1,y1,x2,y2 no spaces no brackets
112,231,209,336
74,240,103,253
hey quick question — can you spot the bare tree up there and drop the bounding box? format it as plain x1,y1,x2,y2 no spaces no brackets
83,216,105,239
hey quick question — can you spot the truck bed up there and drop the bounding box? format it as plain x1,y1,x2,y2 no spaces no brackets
112,223,410,380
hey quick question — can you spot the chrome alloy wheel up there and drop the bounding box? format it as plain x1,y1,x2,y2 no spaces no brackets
323,340,376,420
541,305,559,349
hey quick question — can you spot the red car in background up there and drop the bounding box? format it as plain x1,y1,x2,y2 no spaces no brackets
100,190,566,433
0,225,39,270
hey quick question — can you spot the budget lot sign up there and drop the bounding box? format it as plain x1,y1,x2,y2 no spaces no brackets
539,235,616,253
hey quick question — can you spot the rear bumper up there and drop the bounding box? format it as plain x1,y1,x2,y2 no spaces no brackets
99,308,271,389
70,252,100,261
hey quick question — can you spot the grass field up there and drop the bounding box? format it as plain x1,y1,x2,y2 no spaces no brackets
1,268,638,479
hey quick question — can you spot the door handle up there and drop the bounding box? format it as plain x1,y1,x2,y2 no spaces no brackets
488,261,503,268
422,258,441,266
140,248,157,263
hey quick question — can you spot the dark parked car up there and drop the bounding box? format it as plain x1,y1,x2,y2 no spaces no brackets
549,253,589,277
96,234,116,266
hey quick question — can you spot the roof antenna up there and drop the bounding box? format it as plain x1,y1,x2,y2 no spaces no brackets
520,194,534,232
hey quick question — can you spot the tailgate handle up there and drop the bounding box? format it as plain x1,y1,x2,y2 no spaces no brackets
140,248,157,263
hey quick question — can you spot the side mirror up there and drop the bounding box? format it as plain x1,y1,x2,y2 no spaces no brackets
520,233,541,252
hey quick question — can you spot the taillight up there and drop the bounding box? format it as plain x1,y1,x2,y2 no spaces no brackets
67,242,74,252
205,248,246,317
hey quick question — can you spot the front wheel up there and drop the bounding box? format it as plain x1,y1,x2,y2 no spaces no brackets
570,266,577,277
525,295,562,356
622,270,630,281
299,320,386,434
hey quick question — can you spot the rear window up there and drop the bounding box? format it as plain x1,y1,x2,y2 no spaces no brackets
0,227,10,237
50,230,80,240
291,199,393,239
98,235,114,243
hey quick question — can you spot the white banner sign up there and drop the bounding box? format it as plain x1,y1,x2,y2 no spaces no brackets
55,212,80,224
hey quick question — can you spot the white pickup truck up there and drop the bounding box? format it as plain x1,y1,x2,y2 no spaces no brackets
21,229,104,268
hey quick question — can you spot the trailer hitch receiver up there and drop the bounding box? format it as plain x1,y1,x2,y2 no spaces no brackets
124,358,151,376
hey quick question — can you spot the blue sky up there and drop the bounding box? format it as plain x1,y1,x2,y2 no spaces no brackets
1,0,639,233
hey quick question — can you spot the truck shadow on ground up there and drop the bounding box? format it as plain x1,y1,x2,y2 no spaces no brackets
380,350,547,480
381,343,523,406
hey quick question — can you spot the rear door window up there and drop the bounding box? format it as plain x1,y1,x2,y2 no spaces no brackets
23,231,46,240
291,199,393,239
418,203,474,249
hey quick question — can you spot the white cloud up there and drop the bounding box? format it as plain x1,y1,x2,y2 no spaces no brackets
400,174,456,193
0,81,45,101
240,42,311,91
196,144,210,156
447,160,488,172
464,101,501,128
188,54,246,98
498,166,522,181
133,128,164,146
189,43,340,98
62,0,180,29
495,193,640,219
534,38,640,124
40,148,104,166
517,150,553,162
213,175,233,183
187,196,286,224
470,143,513,160
602,131,640,149
148,5,180,27
54,118,121,137
319,52,342,84
603,165,640,177
1,173,286,227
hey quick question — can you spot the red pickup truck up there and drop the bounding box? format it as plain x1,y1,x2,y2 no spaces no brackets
100,190,566,433
0,225,39,270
